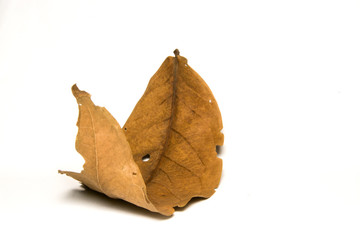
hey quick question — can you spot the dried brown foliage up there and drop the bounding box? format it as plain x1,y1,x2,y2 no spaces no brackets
59,50,224,216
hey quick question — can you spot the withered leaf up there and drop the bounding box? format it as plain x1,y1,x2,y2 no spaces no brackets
123,49,224,211
59,85,173,215
59,50,223,216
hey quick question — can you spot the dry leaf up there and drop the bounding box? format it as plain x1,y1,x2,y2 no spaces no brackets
123,49,224,210
59,85,173,215
59,50,223,216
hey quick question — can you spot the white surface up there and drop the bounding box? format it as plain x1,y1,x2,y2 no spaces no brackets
1,0,360,239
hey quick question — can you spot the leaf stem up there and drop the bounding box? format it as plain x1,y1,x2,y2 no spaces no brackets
173,49,180,57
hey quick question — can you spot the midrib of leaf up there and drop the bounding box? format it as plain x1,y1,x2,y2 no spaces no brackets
85,105,104,193
147,50,180,184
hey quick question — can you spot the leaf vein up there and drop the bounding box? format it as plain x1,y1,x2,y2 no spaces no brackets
129,117,171,132
151,181,181,201
159,167,173,184
170,127,204,166
163,155,201,178
159,94,172,105
84,106,104,193
176,95,202,118
179,80,210,103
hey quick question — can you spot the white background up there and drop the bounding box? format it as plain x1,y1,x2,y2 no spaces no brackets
1,0,360,239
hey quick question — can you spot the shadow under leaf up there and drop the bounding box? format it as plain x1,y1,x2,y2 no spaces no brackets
63,185,171,220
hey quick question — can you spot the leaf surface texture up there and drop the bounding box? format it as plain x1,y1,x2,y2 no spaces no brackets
124,50,223,210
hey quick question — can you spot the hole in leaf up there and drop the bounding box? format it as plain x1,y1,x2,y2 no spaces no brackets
142,154,150,162
209,99,212,103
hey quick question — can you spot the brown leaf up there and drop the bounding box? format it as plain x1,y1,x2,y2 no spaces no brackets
123,49,224,211
59,85,173,216
59,50,223,216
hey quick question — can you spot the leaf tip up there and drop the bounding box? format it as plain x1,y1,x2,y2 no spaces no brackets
71,84,91,100
71,84,79,92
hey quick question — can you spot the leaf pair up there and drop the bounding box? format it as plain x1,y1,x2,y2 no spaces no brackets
59,50,224,216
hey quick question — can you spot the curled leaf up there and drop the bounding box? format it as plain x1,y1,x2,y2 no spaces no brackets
60,50,223,216
59,85,173,215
